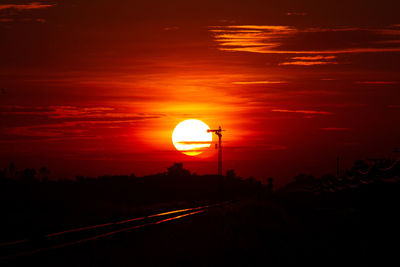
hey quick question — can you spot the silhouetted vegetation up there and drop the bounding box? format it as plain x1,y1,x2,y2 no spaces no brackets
1,158,400,266
0,162,261,242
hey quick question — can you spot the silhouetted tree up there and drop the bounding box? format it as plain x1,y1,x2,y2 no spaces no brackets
247,176,256,183
21,168,36,182
9,162,16,178
167,163,190,177
39,166,50,181
226,169,236,179
76,175,85,182
266,177,274,193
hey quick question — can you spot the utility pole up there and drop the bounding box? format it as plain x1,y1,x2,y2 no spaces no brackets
207,126,224,176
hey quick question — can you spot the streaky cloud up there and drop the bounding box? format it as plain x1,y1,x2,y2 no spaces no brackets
271,109,333,115
292,55,336,60
232,81,286,85
321,127,351,131
210,25,400,55
279,61,337,66
0,2,55,11
286,12,307,16
356,81,397,85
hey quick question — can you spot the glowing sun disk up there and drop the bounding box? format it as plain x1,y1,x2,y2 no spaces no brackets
172,119,212,156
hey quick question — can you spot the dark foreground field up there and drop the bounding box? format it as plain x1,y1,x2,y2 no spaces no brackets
2,160,400,266
3,186,400,267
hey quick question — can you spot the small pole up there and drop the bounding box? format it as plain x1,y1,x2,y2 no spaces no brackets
207,126,224,176
218,127,222,176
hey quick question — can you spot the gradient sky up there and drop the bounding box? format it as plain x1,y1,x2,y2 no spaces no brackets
1,0,400,185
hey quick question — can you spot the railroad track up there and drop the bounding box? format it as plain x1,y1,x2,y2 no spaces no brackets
0,201,232,261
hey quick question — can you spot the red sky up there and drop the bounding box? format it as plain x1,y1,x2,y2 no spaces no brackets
1,0,400,185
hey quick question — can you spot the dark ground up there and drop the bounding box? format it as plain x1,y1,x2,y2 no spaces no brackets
2,160,400,266
3,186,400,267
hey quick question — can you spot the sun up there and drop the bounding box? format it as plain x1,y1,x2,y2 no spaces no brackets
172,119,213,156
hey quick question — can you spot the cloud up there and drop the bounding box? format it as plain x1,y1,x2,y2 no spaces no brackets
0,105,164,120
373,40,400,44
321,128,351,131
0,2,55,11
212,25,295,30
232,81,286,85
279,61,337,66
210,25,400,55
286,12,307,16
35,18,46,23
0,105,165,140
176,141,212,144
388,105,400,109
262,144,287,151
0,17,47,23
0,2,55,24
355,81,397,85
226,144,287,151
210,25,296,53
163,26,179,31
291,55,336,60
271,109,333,115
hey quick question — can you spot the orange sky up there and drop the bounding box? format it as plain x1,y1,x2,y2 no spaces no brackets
1,0,400,185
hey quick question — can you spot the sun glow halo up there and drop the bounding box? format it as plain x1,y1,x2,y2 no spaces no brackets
172,119,212,156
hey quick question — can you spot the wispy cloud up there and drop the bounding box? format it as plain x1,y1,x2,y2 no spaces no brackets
321,127,351,131
355,81,397,85
210,25,295,53
291,55,336,60
212,25,295,31
0,105,164,141
258,144,287,151
286,12,307,16
1,105,164,121
279,61,337,66
0,2,55,24
163,26,179,31
0,2,55,11
279,55,337,66
232,81,286,85
176,141,212,145
210,25,400,55
0,17,47,23
271,109,333,115
388,105,400,109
